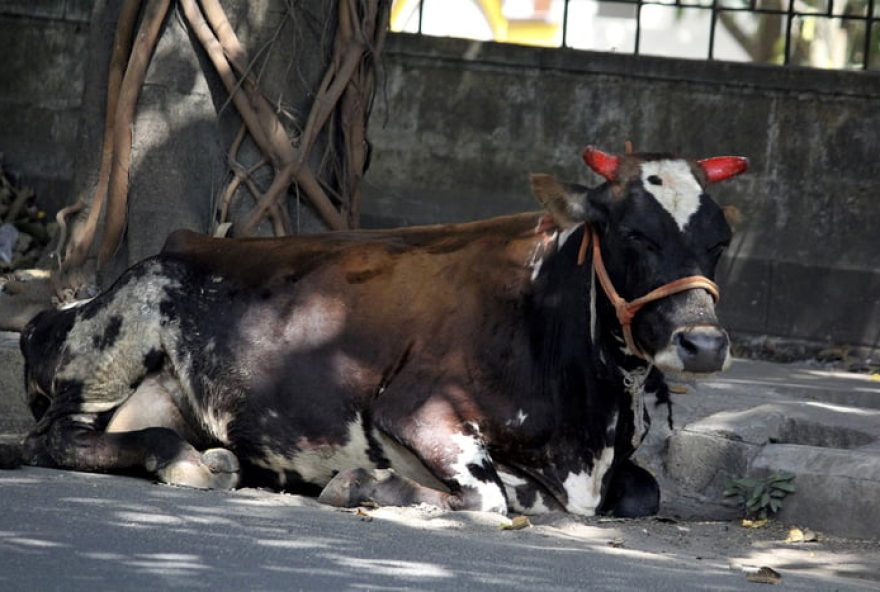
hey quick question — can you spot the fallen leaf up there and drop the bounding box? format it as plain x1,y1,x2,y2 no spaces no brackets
784,527,819,543
500,515,531,531
669,384,689,394
742,519,769,529
355,508,373,522
785,528,804,543
607,538,625,548
870,374,880,382
746,566,782,584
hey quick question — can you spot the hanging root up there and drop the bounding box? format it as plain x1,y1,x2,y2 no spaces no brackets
98,0,173,268
56,0,390,291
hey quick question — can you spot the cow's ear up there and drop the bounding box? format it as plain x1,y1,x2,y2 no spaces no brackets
530,174,606,229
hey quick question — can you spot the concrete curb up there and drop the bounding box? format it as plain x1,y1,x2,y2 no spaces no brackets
655,361,880,540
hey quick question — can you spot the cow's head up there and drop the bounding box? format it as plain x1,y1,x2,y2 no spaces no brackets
531,146,747,375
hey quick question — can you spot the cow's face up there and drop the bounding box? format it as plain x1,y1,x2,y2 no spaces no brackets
531,148,747,375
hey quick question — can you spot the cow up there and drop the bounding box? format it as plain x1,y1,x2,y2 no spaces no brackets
18,146,747,517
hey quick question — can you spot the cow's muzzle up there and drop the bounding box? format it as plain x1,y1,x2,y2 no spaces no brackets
578,226,722,364
668,325,730,374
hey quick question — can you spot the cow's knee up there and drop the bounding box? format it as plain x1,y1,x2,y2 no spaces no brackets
600,460,660,518
155,447,240,490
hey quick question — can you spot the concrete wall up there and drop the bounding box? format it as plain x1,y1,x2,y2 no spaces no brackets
361,34,880,351
0,4,877,350
0,1,91,213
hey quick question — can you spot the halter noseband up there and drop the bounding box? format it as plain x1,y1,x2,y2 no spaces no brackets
576,225,720,360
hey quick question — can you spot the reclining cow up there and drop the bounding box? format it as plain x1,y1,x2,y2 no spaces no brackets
19,146,746,517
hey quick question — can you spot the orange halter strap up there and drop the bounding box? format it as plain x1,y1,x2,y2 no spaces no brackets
576,225,720,359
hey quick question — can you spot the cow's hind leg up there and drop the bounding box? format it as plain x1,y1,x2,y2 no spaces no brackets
598,459,660,518
30,417,239,490
318,468,451,509
319,420,508,514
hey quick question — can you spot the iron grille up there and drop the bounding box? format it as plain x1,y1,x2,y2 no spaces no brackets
402,0,879,70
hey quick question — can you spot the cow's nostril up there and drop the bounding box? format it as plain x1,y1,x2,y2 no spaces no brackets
675,332,700,357
673,327,729,373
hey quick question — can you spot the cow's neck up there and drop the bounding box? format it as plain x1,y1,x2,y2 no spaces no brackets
528,224,652,435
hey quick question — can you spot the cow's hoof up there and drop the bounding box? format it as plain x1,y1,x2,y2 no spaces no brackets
158,448,240,490
318,467,381,508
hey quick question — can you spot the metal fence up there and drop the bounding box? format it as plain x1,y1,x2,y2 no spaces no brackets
394,0,879,70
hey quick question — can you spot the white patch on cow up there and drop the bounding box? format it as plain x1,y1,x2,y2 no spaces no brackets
60,297,93,310
256,416,373,486
652,344,685,373
203,408,234,445
501,410,526,429
528,230,558,282
562,446,615,515
589,269,597,343
498,469,552,515
640,160,703,231
448,433,507,513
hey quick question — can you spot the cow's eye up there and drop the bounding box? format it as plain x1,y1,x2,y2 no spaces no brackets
647,175,663,186
622,229,660,252
708,241,729,258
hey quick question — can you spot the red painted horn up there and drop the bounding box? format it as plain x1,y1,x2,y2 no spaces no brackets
698,156,749,183
582,146,620,181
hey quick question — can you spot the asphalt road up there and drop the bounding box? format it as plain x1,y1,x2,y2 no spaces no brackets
1,467,875,591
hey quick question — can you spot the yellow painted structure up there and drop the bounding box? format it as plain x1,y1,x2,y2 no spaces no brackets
390,0,562,47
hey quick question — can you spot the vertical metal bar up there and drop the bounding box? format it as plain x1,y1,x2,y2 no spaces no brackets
827,0,833,17
783,0,795,65
863,0,875,69
417,0,424,34
635,0,643,54
562,0,570,48
708,0,718,60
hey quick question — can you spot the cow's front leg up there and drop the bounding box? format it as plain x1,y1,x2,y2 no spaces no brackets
598,459,660,517
28,417,239,490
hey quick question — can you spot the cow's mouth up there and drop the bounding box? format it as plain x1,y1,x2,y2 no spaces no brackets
650,324,731,375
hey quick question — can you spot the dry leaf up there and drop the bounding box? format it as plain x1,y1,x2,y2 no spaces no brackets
742,519,769,529
355,508,373,522
784,527,818,543
669,384,690,394
746,566,782,584
607,538,625,548
500,515,531,531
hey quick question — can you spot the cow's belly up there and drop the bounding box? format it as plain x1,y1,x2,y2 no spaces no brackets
250,415,448,492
